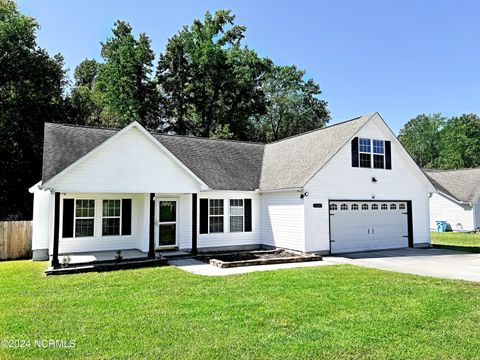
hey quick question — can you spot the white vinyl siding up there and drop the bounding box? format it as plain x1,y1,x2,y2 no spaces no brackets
304,115,432,252
197,191,260,250
429,193,474,231
58,193,147,254
260,191,305,252
31,186,53,251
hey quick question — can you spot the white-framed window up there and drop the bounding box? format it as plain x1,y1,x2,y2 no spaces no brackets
102,199,121,236
209,199,224,233
372,204,379,210
359,138,371,168
373,139,385,169
330,204,338,211
351,204,359,210
399,203,406,210
390,204,397,210
358,138,385,169
229,199,244,232
340,204,348,210
361,204,369,210
381,204,388,210
75,199,95,237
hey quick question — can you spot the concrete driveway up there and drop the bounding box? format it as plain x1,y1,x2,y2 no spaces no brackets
330,248,480,282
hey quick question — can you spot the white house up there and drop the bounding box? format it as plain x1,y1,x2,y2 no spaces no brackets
29,112,435,267
425,168,480,231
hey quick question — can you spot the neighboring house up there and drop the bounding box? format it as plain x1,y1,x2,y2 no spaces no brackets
425,168,480,231
29,112,435,266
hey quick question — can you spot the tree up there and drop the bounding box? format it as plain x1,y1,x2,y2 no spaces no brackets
94,21,158,127
64,59,102,125
253,64,330,142
0,0,67,219
438,114,480,169
398,113,446,168
156,10,270,139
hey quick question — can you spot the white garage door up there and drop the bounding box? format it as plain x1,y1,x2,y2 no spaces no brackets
329,201,409,254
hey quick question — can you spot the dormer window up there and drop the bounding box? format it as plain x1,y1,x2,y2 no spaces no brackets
351,137,392,170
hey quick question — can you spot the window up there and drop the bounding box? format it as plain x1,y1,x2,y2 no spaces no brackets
230,199,244,232
357,138,386,169
359,138,371,168
329,204,338,211
372,204,378,210
399,204,406,210
75,199,95,237
351,204,359,210
102,200,121,236
209,199,224,233
361,204,369,210
381,204,388,210
373,139,385,169
390,204,397,210
340,204,348,210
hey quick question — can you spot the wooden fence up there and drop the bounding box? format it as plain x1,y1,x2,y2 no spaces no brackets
0,221,32,260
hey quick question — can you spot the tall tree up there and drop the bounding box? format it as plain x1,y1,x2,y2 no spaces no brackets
94,21,158,127
156,10,270,139
398,113,446,168
65,59,101,125
438,114,480,169
0,0,67,219
253,64,330,142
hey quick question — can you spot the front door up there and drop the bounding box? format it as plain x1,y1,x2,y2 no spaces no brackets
157,200,177,247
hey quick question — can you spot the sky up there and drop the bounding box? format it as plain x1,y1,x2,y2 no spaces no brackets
16,0,480,134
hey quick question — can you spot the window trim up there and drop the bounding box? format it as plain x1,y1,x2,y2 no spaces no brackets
74,199,95,238
102,199,122,237
358,138,386,169
208,199,224,234
229,198,245,233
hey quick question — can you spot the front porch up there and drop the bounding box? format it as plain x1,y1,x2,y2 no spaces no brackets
46,249,168,275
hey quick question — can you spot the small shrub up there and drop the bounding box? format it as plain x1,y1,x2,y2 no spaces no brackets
115,250,123,262
61,255,71,268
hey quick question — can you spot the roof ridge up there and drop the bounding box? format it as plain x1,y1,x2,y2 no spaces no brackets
48,122,265,146
266,112,376,145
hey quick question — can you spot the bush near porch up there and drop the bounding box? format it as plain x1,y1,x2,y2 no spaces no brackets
431,231,480,252
1,261,480,359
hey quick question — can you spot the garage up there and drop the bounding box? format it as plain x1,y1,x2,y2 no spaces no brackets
329,201,411,254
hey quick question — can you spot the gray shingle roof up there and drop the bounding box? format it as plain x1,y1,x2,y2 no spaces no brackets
259,113,374,191
42,123,264,191
41,113,375,191
424,168,480,203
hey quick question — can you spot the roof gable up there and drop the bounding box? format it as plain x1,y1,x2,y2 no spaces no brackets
259,113,374,191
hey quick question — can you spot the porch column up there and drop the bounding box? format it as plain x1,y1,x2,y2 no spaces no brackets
148,193,155,258
191,193,198,255
51,192,60,268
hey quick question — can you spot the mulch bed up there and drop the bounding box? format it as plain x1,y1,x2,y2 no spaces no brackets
197,249,322,268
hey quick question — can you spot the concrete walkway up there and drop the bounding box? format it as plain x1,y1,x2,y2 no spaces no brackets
337,248,480,282
169,257,336,276
170,248,480,282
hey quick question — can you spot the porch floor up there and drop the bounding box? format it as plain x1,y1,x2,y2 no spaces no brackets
57,249,148,265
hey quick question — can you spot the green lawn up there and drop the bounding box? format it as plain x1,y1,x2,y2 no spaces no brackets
431,231,480,252
1,262,480,359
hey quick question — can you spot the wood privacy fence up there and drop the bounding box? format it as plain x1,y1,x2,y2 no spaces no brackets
0,221,32,260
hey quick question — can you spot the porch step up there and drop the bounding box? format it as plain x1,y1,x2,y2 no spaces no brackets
156,250,192,259
45,257,168,276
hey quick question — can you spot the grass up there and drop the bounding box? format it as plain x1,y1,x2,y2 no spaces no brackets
431,231,480,252
1,262,480,359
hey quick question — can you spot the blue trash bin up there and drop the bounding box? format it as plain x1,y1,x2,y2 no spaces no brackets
436,220,447,232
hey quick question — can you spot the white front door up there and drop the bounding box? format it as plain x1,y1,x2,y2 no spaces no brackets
329,201,409,254
156,199,178,247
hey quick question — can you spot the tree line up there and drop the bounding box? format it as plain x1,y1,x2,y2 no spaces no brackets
0,1,330,219
398,113,480,169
